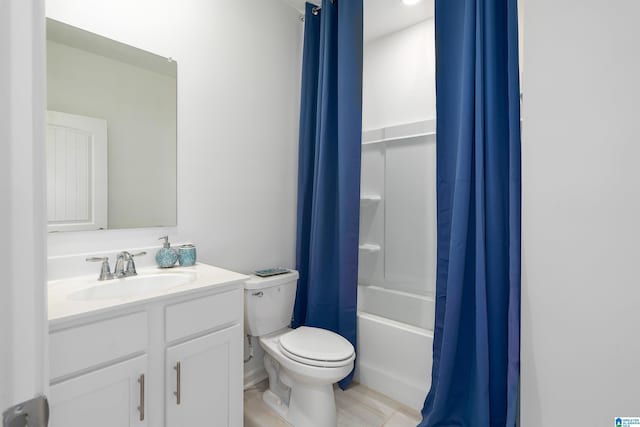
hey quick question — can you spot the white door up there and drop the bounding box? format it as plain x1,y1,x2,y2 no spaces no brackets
0,0,49,426
48,356,147,427
165,325,243,427
46,111,108,232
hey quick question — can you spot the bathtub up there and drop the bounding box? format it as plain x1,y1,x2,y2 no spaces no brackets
355,285,434,411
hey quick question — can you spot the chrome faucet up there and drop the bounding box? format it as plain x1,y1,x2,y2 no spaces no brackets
86,251,147,281
114,251,147,278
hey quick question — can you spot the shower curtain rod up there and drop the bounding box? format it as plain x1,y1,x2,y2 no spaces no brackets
312,0,337,15
299,0,335,22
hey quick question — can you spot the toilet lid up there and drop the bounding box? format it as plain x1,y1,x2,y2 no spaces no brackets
279,327,354,367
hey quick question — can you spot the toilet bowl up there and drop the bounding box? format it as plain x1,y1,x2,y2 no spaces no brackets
260,327,355,427
244,271,356,427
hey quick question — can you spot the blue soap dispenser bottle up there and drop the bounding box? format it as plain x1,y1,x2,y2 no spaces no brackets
156,236,178,268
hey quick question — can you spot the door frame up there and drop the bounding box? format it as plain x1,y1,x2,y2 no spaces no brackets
0,0,48,419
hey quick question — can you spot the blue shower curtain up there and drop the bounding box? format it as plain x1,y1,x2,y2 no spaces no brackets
419,0,521,426
293,0,363,389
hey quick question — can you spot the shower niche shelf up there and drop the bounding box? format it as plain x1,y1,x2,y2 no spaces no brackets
359,243,381,254
360,194,382,206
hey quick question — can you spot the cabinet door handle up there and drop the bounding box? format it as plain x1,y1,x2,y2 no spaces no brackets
173,362,181,405
138,374,145,421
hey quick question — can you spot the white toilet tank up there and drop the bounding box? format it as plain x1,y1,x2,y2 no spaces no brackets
244,270,299,337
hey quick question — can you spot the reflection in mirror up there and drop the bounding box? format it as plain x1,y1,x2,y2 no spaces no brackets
46,19,177,232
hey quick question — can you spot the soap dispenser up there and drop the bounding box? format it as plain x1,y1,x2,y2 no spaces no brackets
156,236,178,268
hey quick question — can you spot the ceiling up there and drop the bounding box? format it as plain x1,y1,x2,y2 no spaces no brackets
281,0,434,42
279,0,321,13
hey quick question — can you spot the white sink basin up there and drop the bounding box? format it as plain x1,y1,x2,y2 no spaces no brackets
69,272,197,301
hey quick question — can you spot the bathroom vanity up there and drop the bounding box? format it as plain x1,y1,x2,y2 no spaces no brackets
47,263,248,427
42,17,248,427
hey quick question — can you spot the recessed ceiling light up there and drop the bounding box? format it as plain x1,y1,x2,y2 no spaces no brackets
403,0,422,5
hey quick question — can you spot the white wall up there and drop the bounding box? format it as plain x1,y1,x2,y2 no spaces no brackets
521,0,640,425
363,19,435,130
357,20,436,410
47,40,177,229
360,20,437,301
357,124,436,410
46,0,302,275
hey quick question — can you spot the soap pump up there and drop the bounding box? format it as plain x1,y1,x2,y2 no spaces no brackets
156,236,178,268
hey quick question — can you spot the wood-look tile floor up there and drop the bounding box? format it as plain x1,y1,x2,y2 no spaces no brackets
244,381,422,427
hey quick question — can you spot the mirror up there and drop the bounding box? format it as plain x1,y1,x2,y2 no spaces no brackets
46,19,177,232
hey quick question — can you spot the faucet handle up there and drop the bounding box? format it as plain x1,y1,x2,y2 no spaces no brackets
86,256,109,262
86,257,113,281
126,251,147,276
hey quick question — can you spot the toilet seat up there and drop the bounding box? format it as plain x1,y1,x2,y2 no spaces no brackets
278,326,355,368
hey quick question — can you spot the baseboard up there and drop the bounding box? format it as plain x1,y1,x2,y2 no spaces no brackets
244,367,268,390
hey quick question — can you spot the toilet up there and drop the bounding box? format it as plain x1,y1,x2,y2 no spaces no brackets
244,271,355,427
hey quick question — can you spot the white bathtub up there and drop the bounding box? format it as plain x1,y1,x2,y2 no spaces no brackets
355,285,434,411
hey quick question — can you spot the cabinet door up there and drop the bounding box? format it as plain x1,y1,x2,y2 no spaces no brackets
49,355,148,427
166,324,243,427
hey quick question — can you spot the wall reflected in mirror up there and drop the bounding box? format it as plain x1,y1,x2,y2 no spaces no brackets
46,19,177,232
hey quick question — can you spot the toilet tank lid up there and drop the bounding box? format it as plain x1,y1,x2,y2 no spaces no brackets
244,270,299,290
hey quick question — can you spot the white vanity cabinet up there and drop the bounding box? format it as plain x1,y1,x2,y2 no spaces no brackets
165,324,243,427
48,282,244,427
49,356,148,427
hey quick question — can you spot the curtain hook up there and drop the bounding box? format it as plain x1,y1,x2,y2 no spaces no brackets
312,6,320,15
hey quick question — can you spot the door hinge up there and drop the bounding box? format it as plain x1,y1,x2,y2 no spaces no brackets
2,396,49,427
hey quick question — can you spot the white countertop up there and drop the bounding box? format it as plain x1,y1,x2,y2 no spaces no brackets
48,263,249,326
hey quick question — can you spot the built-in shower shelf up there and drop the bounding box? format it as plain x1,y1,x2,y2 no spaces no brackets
359,243,381,254
362,132,436,146
360,194,382,206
